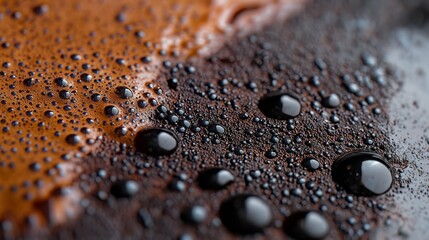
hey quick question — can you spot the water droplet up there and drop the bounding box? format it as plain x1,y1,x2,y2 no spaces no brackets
181,205,208,224
54,77,68,87
284,211,329,240
321,94,340,108
59,90,71,99
258,93,301,120
197,168,235,190
138,208,153,229
33,4,49,15
332,152,393,196
208,124,225,134
65,134,81,145
114,126,128,137
80,73,92,82
104,105,119,117
219,194,272,234
110,180,139,198
115,86,133,99
302,158,320,171
135,128,178,156
23,78,37,87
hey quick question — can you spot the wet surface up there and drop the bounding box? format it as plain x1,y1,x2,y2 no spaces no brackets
0,0,304,232
1,0,429,239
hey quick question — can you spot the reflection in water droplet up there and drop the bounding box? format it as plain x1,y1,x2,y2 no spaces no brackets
181,205,208,224
284,211,329,240
197,168,235,190
219,194,272,234
135,128,178,156
302,158,320,171
332,151,393,196
110,180,139,198
258,93,301,120
321,93,340,108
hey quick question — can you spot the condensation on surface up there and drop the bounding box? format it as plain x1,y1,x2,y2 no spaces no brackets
0,0,307,232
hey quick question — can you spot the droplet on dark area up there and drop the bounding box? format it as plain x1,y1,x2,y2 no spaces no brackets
168,179,186,192
258,93,301,120
110,180,139,198
197,168,235,190
302,158,320,171
181,205,208,224
208,124,225,134
321,94,340,108
104,105,119,116
135,128,178,156
332,151,393,196
115,86,133,99
138,208,153,229
283,211,329,240
168,78,179,90
219,194,272,234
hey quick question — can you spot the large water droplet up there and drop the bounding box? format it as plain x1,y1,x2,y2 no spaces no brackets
332,151,393,196
135,128,178,156
219,194,272,234
258,93,301,120
283,211,329,240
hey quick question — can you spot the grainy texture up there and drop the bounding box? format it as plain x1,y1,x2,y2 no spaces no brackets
1,0,429,239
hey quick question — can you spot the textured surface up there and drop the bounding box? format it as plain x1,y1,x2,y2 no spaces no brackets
1,0,429,239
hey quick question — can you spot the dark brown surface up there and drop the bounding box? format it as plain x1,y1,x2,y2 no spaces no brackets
2,0,429,239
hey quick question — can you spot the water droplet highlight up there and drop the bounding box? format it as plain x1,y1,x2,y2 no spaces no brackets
219,194,272,234
135,128,178,156
284,211,329,240
258,93,301,120
197,168,235,190
332,151,393,196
